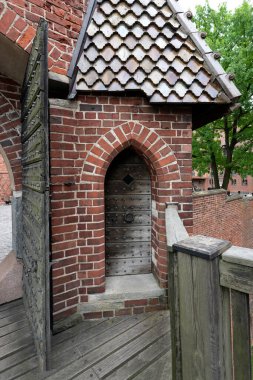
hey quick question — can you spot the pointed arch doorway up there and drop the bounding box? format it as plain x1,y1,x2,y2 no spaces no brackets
105,148,152,277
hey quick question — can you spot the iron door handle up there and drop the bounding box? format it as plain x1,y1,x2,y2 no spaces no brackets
124,213,134,223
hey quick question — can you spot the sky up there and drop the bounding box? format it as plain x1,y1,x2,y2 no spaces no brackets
179,0,252,12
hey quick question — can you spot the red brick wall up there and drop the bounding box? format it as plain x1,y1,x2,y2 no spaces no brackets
50,96,193,321
0,153,11,204
0,74,22,191
193,190,253,248
242,196,253,248
0,0,87,75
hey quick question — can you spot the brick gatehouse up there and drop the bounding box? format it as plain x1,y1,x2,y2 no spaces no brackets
0,0,240,324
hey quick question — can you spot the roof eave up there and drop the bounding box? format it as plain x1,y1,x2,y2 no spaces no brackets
192,101,241,129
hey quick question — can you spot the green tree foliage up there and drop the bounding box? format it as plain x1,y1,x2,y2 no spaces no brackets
192,1,253,189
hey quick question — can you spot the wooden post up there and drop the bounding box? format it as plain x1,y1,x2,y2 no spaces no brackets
231,290,251,380
170,235,231,380
220,246,253,380
165,202,189,380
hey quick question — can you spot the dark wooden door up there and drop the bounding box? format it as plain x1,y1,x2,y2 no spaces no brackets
105,148,152,276
21,19,51,371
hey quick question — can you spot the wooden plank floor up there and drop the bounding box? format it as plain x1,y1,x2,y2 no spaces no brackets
0,299,172,380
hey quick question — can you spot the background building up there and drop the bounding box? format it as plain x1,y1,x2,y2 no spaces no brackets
193,170,253,195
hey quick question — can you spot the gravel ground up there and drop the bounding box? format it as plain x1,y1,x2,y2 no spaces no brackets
0,204,12,262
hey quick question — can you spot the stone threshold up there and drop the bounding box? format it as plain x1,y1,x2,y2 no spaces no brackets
91,274,165,301
77,274,167,319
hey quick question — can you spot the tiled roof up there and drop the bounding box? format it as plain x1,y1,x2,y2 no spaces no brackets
68,0,241,105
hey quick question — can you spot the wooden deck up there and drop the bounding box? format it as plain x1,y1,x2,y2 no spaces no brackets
0,299,172,379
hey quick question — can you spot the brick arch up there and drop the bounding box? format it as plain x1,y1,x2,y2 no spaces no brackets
0,6,35,52
0,91,22,191
81,121,181,185
0,2,85,76
79,122,181,292
0,8,63,75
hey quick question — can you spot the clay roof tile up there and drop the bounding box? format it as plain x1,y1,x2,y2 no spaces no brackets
68,0,241,127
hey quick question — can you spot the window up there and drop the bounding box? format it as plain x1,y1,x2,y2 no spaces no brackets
242,178,248,186
231,179,237,186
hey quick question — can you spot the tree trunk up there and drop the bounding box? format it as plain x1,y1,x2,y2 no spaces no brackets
211,152,220,189
222,145,234,190
222,166,232,190
222,117,235,190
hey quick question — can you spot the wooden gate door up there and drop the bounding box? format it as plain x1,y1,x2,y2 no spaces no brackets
105,148,152,276
21,19,51,371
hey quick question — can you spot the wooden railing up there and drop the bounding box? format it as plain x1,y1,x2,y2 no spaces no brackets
169,234,253,380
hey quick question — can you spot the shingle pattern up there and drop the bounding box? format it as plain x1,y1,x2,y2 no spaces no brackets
74,0,240,103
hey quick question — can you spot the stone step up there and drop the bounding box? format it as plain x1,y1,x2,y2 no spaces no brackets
78,274,167,318
89,274,165,302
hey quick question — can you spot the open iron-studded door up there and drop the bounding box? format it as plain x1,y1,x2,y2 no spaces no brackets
21,19,51,371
